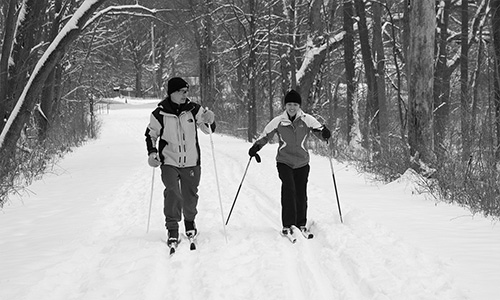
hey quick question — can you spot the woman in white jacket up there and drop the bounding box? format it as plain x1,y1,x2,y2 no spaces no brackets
248,89,330,237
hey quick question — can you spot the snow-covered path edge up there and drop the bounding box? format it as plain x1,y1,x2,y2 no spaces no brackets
0,103,498,299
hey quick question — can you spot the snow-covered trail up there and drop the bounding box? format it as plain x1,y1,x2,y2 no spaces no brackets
0,102,491,299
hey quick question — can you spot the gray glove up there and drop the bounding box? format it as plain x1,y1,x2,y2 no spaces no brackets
148,153,161,167
201,109,215,124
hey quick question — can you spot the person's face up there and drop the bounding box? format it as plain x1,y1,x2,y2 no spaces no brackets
285,102,300,116
171,88,188,104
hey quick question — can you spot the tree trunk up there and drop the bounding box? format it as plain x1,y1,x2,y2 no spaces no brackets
433,0,451,160
408,0,435,169
0,0,18,131
1,0,46,132
460,0,471,161
200,0,215,108
471,30,483,142
287,0,298,91
354,0,379,151
373,0,388,155
267,4,274,121
39,0,63,140
343,0,356,145
247,0,257,141
297,0,322,110
492,0,500,160
135,65,143,98
156,40,165,97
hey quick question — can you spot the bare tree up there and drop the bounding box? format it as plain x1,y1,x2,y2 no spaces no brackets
246,0,258,141
493,0,500,160
199,0,216,108
433,0,452,160
0,0,18,127
460,0,471,161
373,0,388,156
343,0,356,145
407,0,436,171
355,0,377,147
38,0,64,140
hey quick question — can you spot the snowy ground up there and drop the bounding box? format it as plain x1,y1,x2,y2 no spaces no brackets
1,100,499,300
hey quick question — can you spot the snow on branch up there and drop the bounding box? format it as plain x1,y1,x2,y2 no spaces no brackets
0,1,159,150
0,0,108,149
296,31,345,84
83,5,157,30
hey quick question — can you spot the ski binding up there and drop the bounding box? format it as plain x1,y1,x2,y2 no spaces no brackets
186,230,198,251
167,238,179,255
300,227,314,239
281,228,297,243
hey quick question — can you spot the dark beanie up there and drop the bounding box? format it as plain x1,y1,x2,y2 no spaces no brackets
167,77,189,95
284,89,301,105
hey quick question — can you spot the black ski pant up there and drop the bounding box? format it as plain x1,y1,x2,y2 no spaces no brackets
276,163,310,228
160,165,201,234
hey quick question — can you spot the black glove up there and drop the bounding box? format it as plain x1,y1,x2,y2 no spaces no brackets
321,127,331,140
248,144,262,163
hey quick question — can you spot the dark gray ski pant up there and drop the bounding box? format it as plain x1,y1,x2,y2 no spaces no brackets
160,165,201,232
277,163,310,228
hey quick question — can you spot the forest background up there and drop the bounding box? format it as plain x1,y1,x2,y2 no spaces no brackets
0,0,499,219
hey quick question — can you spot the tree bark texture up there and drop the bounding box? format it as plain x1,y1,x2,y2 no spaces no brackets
433,0,451,159
200,0,215,108
39,0,64,140
408,0,435,166
354,0,379,149
343,0,356,145
373,0,388,154
1,0,46,132
247,0,257,141
460,0,471,161
0,0,18,130
492,0,500,159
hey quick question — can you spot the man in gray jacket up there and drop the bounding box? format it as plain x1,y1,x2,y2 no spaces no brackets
145,77,215,248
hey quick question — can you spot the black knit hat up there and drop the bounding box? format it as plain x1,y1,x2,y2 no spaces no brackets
167,77,189,95
284,89,301,105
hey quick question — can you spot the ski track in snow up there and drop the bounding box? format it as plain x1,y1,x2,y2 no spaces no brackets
0,103,471,300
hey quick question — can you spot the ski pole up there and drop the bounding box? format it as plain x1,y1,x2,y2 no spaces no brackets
146,168,155,233
328,152,344,223
226,157,253,225
208,124,228,242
